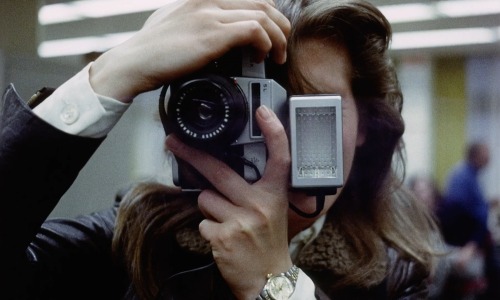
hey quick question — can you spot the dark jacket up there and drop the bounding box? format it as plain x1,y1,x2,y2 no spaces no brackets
0,84,429,300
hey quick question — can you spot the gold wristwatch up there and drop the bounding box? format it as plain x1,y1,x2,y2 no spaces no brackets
257,265,300,300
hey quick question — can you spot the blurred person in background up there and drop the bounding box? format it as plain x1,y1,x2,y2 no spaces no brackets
409,174,486,299
438,142,500,299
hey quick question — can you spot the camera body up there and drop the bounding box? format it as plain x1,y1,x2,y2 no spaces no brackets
159,49,343,193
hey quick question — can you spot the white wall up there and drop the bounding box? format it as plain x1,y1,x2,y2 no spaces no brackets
399,56,434,181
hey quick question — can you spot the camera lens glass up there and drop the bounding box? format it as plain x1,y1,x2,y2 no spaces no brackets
168,76,247,146
182,89,224,130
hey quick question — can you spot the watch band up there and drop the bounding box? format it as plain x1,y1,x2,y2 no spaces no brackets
27,87,55,109
257,265,300,300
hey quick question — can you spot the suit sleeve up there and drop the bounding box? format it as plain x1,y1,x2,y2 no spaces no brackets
0,85,107,299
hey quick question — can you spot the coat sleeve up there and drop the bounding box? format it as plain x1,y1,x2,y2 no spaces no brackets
0,84,103,257
0,85,125,299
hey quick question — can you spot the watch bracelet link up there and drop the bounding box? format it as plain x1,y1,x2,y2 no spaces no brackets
27,87,55,109
256,265,300,300
284,265,300,283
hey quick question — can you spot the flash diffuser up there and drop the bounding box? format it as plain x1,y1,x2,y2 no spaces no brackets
289,95,343,192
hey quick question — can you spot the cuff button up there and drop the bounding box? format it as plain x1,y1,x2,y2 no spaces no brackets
60,103,79,124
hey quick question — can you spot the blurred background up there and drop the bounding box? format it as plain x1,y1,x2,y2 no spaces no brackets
0,0,499,219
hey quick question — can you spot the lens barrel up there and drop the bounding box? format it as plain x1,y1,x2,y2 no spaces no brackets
167,75,248,147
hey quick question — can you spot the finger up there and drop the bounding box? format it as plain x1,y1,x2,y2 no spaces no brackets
220,20,273,63
218,12,288,63
255,106,290,189
165,135,251,203
216,0,290,63
198,189,240,223
198,218,220,243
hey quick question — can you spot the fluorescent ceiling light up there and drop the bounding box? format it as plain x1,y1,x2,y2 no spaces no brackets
379,0,500,24
391,27,499,50
39,0,174,25
38,4,84,24
436,0,500,17
378,4,436,24
41,0,500,25
37,0,500,57
38,32,135,57
38,26,499,58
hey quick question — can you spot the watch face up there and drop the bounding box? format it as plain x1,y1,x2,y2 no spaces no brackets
267,276,294,300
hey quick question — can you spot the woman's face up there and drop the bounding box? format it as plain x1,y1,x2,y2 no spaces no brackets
287,38,365,236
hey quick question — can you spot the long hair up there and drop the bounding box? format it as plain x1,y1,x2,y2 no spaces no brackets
277,0,440,287
112,183,203,300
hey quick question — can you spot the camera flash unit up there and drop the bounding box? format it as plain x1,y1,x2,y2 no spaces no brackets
289,95,343,195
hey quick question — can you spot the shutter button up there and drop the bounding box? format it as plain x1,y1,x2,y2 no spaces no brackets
60,103,79,124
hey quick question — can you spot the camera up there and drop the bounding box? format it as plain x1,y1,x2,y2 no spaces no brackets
159,48,343,195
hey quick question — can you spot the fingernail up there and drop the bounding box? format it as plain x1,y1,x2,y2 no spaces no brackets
258,105,273,121
281,52,287,64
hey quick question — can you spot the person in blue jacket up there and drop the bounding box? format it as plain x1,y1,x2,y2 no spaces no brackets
440,142,500,299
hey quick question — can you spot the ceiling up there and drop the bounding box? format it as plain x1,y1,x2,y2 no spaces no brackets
37,0,500,66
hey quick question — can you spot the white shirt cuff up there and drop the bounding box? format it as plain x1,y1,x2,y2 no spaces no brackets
290,269,316,300
33,62,130,138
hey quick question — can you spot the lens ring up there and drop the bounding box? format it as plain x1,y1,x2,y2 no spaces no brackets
167,75,248,146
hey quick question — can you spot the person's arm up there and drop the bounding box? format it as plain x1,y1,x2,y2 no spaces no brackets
0,85,106,299
0,85,105,255
2,1,291,299
469,174,490,245
167,106,311,299
32,63,129,138
1,0,289,250
1,59,131,256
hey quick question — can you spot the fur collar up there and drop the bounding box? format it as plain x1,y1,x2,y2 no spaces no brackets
175,220,387,286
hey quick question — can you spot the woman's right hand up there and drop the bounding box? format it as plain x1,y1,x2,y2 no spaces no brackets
166,105,293,300
89,0,290,102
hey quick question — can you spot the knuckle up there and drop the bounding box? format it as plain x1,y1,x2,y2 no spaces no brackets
280,153,291,166
246,20,263,36
237,211,269,235
253,10,268,23
274,155,291,172
253,0,273,10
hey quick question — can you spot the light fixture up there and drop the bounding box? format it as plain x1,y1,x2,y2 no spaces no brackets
378,4,436,24
38,32,135,57
39,0,172,25
436,0,500,17
378,0,500,24
391,27,499,50
37,0,500,57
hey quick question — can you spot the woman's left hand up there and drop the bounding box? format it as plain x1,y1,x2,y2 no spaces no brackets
166,105,292,300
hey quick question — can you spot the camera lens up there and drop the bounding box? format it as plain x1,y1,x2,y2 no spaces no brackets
168,75,248,146
184,96,222,129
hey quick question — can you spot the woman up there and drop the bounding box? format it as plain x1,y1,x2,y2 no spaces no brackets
1,0,439,299
113,0,438,299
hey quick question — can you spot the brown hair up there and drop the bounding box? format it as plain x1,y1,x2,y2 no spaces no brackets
277,0,439,287
112,183,203,300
